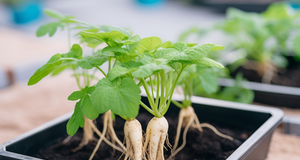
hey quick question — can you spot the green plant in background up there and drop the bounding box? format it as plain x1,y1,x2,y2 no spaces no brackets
181,2,300,84
168,64,234,160
28,8,228,160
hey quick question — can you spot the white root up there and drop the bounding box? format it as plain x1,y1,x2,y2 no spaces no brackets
72,117,95,152
124,119,143,160
144,117,169,160
89,110,126,160
168,106,233,160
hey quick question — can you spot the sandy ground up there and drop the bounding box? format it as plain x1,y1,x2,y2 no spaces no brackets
0,73,299,159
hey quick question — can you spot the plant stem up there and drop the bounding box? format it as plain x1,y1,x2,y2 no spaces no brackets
95,66,107,77
141,78,160,117
140,101,155,115
160,66,185,116
171,100,184,108
108,57,111,71
155,73,160,108
159,71,165,110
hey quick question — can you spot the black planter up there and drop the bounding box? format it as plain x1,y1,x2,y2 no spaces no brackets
219,78,300,108
0,95,283,160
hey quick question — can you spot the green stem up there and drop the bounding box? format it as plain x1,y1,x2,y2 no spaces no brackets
171,100,184,108
159,71,165,110
155,73,160,108
150,76,154,99
74,70,83,90
140,101,155,115
160,66,185,116
141,78,160,117
95,66,107,77
108,57,111,71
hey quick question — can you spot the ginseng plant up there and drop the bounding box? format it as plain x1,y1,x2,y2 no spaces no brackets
102,35,226,159
28,9,143,159
167,64,234,160
28,8,111,152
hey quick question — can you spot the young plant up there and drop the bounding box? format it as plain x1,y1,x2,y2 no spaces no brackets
167,64,234,159
180,3,300,84
28,9,135,159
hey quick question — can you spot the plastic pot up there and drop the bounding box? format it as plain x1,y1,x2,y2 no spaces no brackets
0,95,283,160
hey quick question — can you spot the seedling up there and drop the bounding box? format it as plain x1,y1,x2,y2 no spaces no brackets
180,3,300,84
29,8,228,160
167,64,234,159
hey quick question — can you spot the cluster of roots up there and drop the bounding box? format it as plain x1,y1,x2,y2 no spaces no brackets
59,107,233,160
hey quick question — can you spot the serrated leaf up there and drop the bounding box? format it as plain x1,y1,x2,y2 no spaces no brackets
77,54,108,69
44,8,66,20
195,57,224,68
36,22,64,37
81,30,128,47
82,95,99,119
132,63,173,78
107,61,143,81
90,78,141,118
174,42,188,51
136,37,162,54
68,91,85,101
185,44,219,58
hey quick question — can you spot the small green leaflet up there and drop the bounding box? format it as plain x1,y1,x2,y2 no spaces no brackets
67,101,85,136
195,57,224,68
199,71,219,94
136,37,162,54
28,44,83,85
91,78,141,118
68,91,85,100
44,8,66,20
132,63,173,78
81,30,128,47
77,54,108,69
107,61,143,81
36,22,64,37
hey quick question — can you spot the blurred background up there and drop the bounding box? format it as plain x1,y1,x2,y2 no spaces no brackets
0,0,300,160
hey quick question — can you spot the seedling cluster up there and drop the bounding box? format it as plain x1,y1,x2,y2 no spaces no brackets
29,9,231,160
181,2,300,84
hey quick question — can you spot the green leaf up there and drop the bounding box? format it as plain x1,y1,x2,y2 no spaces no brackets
131,63,173,78
51,63,72,76
36,22,64,37
66,44,83,59
102,46,128,53
68,91,85,101
173,42,188,52
44,8,66,20
82,95,99,120
81,30,128,47
199,72,219,94
67,101,84,136
195,57,224,68
91,78,141,118
28,59,63,85
161,41,173,48
77,55,108,69
293,35,300,58
136,37,162,54
107,61,143,81
185,44,220,58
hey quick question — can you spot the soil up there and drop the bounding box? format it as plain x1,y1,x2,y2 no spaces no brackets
231,57,300,87
35,112,253,160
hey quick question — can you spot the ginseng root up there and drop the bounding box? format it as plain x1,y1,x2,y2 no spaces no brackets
144,117,169,160
89,110,126,160
124,119,143,160
168,106,233,160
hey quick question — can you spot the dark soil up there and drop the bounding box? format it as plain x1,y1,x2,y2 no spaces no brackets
36,113,253,160
232,57,300,87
